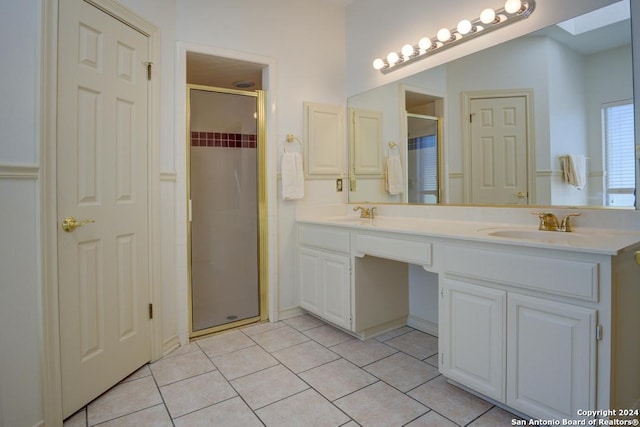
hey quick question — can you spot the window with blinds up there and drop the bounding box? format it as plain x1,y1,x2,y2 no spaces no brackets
604,101,635,207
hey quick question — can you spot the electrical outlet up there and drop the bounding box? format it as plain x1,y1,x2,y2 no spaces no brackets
336,178,343,192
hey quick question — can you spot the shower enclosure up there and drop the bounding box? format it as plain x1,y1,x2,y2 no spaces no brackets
187,85,267,337
407,113,441,204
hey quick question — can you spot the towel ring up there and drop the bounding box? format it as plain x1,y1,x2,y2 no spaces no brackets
388,141,399,153
285,134,302,153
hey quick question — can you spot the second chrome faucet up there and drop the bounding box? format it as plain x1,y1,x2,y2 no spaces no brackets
532,212,581,232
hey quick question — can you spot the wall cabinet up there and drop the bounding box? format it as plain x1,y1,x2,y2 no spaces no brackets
303,102,345,178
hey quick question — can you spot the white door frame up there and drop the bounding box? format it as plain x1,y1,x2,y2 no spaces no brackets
40,0,161,424
461,89,536,205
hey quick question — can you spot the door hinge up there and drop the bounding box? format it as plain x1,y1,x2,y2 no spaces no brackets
146,62,152,80
441,352,444,365
149,303,153,319
596,324,603,340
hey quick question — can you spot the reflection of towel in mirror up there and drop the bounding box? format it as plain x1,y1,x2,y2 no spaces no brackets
281,152,304,200
385,153,404,195
562,154,586,190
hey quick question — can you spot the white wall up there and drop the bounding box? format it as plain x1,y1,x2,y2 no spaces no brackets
174,0,347,327
0,1,43,425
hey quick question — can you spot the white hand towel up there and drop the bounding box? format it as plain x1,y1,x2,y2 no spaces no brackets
385,154,404,195
281,151,304,200
562,154,586,190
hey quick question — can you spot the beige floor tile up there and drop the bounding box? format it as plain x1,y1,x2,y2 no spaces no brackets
299,359,378,401
162,342,201,359
160,370,237,418
120,364,151,383
405,410,458,426
330,338,397,367
282,313,325,331
250,325,309,352
256,389,350,427
424,354,439,369
335,381,429,427
211,345,279,380
271,340,340,373
173,396,263,427
231,364,309,409
408,376,493,426
63,409,86,427
365,352,440,392
196,329,255,358
375,326,414,342
304,324,353,347
241,320,286,337
468,406,519,426
87,376,162,426
386,330,438,360
93,404,172,426
150,350,215,386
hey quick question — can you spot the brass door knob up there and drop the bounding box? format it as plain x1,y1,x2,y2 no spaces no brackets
635,251,640,266
516,191,527,199
62,216,95,232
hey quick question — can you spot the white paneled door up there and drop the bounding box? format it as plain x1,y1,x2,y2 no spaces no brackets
469,96,528,204
57,0,151,418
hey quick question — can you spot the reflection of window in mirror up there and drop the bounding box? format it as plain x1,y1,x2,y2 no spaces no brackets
603,100,635,207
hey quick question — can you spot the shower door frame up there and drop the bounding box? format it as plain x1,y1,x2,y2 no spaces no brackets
186,84,268,338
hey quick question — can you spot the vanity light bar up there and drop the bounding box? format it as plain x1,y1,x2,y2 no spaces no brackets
373,0,536,74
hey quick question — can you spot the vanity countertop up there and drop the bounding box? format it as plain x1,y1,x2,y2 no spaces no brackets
297,215,640,256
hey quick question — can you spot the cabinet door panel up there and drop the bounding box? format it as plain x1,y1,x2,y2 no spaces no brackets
322,253,351,330
507,293,596,419
440,279,506,401
298,247,322,315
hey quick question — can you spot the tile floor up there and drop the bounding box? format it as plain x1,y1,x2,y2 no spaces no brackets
63,314,520,426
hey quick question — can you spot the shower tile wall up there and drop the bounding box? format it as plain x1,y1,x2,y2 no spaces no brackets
191,131,256,148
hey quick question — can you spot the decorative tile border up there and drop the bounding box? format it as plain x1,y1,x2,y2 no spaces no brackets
191,131,256,148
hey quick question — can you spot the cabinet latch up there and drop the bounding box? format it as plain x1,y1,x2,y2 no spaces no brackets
596,324,603,340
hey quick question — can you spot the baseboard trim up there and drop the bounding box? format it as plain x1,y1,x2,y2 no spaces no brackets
407,315,438,337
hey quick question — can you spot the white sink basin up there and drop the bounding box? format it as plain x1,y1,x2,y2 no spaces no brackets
326,216,371,225
487,229,585,244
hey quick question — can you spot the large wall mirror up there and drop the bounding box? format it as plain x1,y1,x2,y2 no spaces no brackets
348,0,636,209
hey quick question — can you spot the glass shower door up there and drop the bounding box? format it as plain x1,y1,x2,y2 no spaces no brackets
188,86,260,335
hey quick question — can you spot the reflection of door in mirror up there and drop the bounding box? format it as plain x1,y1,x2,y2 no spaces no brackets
466,94,530,205
408,114,439,204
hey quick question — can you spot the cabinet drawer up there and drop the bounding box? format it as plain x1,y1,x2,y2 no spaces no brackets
299,224,350,253
444,246,599,302
355,234,432,266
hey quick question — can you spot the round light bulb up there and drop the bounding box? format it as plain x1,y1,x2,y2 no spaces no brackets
418,37,432,51
372,58,385,70
401,44,415,58
504,0,522,14
386,51,399,65
437,28,452,43
457,19,472,35
480,8,496,24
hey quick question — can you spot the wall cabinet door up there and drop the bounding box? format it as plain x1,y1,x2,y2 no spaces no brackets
298,246,351,330
440,278,506,402
507,293,596,420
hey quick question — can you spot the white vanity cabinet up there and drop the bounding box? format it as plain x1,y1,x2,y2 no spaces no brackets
297,224,351,330
441,243,599,420
439,278,506,402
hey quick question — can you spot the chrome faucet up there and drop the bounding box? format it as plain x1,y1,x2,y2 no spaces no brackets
532,212,581,232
